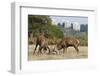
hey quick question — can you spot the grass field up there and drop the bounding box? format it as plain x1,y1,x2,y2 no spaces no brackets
28,45,88,61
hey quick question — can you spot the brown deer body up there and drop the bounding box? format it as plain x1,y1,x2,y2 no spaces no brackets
55,37,80,54
33,32,50,55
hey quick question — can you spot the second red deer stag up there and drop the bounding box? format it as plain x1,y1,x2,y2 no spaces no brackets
54,37,80,54
33,32,50,55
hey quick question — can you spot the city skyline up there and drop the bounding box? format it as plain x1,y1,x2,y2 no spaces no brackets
50,16,88,25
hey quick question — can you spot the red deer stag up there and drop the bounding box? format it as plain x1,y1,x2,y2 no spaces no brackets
54,37,80,54
33,32,50,55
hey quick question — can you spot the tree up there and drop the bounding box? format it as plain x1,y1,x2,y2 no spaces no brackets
57,23,61,27
28,15,64,39
28,15,52,25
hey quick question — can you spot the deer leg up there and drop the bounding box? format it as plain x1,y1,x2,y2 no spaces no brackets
38,46,42,55
52,47,58,55
63,47,66,54
65,47,67,54
53,50,58,55
33,43,38,55
47,46,51,55
40,47,43,55
74,45,79,54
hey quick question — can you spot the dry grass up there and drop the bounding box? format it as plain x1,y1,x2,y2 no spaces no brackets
28,45,88,61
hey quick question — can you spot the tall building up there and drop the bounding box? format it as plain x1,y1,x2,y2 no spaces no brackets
64,21,71,28
72,22,80,31
80,24,88,32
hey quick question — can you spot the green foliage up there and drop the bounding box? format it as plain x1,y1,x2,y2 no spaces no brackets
47,25,64,39
78,35,88,46
28,15,52,28
28,15,64,41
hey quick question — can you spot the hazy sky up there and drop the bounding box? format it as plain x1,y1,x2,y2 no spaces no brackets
50,16,88,25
